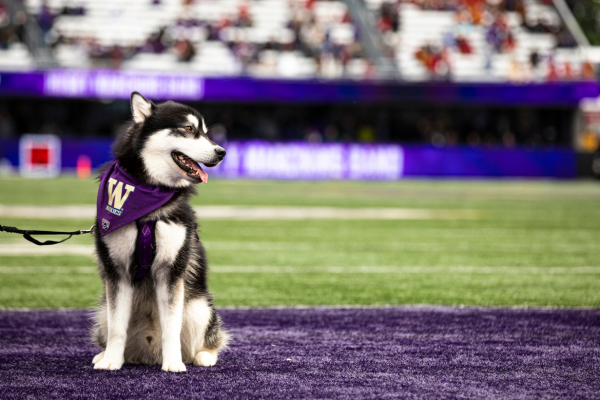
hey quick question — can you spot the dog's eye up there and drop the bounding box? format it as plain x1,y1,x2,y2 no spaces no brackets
185,126,193,132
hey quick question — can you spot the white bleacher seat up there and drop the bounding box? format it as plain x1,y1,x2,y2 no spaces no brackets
277,51,316,78
346,58,368,78
190,41,241,75
54,44,91,68
313,1,347,24
121,52,180,71
329,24,355,46
0,43,34,70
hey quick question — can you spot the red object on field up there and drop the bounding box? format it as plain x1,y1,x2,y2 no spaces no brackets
30,148,49,165
19,134,61,178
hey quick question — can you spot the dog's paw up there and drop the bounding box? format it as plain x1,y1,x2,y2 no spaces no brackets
194,351,217,367
94,357,124,371
161,361,187,373
92,351,105,365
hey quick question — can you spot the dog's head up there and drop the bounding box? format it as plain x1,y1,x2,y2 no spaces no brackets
117,92,226,188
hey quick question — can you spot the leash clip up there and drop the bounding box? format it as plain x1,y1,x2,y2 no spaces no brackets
80,225,95,235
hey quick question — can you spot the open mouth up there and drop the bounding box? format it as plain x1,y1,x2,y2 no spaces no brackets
171,151,209,183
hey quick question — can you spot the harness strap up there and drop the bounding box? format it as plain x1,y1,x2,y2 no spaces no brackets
133,221,200,280
135,219,156,280
0,224,94,246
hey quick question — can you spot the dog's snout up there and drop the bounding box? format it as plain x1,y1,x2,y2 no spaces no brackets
215,147,226,158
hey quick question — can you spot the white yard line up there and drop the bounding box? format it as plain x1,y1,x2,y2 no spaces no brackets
211,266,600,274
1,240,598,256
193,206,482,220
202,241,600,252
0,205,95,219
0,265,598,274
0,205,481,220
0,266,96,274
0,244,94,255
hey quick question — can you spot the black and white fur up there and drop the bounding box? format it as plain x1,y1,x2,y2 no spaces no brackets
91,92,229,372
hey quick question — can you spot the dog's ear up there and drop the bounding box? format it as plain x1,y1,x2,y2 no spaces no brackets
131,92,154,123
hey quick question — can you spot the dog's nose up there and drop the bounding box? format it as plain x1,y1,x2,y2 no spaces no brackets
215,147,226,158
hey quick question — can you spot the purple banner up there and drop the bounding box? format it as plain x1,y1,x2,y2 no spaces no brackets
44,70,203,100
211,142,403,180
402,145,575,178
210,142,575,179
0,138,576,179
0,70,598,105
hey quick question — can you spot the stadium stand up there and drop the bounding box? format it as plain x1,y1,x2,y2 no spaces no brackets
0,2,35,69
22,0,369,78
365,0,594,81
9,0,591,81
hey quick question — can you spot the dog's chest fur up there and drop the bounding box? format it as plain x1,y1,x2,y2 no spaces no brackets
102,218,188,276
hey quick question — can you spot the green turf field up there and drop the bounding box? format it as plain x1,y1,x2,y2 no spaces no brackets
1,176,599,309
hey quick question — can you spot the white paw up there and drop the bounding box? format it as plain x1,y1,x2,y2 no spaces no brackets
194,351,217,367
161,361,187,373
92,351,105,365
94,357,124,371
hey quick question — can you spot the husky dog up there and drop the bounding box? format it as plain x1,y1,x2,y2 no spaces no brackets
91,92,229,372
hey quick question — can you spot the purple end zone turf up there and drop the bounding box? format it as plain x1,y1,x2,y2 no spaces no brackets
0,307,599,399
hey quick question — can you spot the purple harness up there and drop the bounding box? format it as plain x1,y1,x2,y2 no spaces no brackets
135,219,156,280
97,161,178,280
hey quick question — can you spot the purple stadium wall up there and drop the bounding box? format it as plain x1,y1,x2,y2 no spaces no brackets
0,138,576,179
0,70,598,106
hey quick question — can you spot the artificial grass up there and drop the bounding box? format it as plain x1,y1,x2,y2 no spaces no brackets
2,308,599,399
2,257,599,309
0,179,599,308
2,176,600,208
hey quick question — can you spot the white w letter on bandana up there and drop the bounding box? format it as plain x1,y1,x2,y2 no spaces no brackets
107,178,136,210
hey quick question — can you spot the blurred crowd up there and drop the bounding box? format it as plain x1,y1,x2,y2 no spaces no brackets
0,1,28,49
41,0,368,77
1,0,594,81
372,0,594,81
284,0,367,77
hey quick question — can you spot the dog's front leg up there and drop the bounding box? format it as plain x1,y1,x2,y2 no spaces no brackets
94,280,133,370
156,275,186,372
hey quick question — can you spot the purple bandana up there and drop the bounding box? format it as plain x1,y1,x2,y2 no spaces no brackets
97,160,177,236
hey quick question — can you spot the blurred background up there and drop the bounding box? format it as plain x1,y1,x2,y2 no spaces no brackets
2,0,600,177
0,0,600,309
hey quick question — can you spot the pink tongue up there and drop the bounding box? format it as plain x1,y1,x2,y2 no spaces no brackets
185,158,208,183
198,168,208,183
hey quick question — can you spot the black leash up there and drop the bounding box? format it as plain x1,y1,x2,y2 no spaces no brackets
0,224,95,246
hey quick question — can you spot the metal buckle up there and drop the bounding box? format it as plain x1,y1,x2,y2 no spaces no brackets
80,225,95,234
